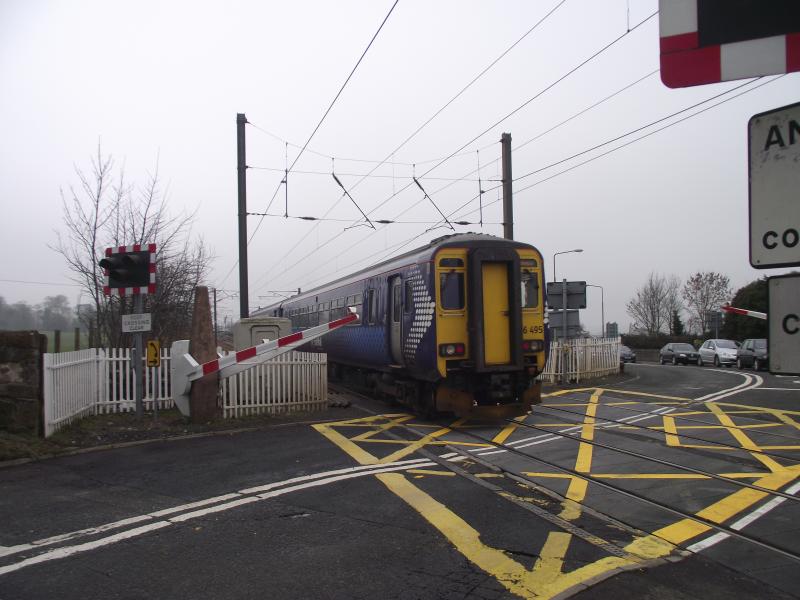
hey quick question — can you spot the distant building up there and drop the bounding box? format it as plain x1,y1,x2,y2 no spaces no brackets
606,322,619,338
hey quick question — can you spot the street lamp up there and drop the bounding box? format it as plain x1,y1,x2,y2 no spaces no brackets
587,284,604,338
552,249,583,282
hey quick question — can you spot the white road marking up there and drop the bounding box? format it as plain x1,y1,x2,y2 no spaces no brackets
686,481,800,554
0,458,436,573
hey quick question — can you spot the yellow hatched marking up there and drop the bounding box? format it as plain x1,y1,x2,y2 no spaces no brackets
542,388,597,398
522,472,772,480
407,469,456,477
560,390,601,520
378,419,465,465
531,532,572,584
706,403,787,473
651,467,800,546
376,472,667,600
491,415,527,445
598,388,690,402
714,402,800,417
350,415,416,441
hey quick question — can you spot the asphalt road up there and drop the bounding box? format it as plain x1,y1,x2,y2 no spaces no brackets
1,363,799,599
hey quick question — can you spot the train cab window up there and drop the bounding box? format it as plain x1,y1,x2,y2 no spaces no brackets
521,261,539,309
440,272,465,310
439,258,464,268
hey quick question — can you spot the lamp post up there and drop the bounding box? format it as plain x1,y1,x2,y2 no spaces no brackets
587,284,604,338
552,249,583,282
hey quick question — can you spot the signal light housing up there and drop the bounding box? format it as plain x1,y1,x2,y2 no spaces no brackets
100,244,156,296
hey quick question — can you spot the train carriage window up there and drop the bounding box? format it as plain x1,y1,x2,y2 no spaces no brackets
392,282,401,323
521,260,539,309
440,272,465,310
404,281,413,313
365,289,377,324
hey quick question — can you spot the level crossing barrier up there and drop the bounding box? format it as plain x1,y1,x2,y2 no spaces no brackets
170,310,357,417
721,304,767,320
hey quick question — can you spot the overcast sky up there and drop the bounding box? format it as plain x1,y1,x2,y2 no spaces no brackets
1,0,798,334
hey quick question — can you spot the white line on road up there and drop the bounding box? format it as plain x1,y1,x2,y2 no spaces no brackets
686,481,800,554
0,458,435,573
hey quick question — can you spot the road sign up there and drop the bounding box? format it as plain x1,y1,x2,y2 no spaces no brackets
122,313,152,333
659,0,800,88
768,274,800,375
547,281,587,309
749,101,800,269
146,340,161,368
548,309,580,329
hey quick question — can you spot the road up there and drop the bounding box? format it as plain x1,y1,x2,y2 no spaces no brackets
1,363,799,599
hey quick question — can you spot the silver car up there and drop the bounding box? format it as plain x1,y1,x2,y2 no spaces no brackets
698,339,739,367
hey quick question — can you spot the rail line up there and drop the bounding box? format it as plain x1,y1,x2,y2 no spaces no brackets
334,384,800,565
535,403,800,464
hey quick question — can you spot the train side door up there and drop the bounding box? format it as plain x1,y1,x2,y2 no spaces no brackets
389,276,403,365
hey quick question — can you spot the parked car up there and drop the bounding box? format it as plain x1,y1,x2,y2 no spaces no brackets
698,339,739,367
737,338,768,370
619,345,636,363
659,343,699,365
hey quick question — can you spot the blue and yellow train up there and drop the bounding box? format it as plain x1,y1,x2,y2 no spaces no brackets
254,233,547,418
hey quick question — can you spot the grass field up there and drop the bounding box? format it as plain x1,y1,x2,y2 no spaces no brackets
41,330,90,353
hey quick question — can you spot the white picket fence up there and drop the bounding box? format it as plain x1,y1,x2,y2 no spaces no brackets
219,352,327,418
538,337,621,384
42,348,327,437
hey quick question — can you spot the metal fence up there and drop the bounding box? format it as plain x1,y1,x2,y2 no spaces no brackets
42,348,327,437
538,337,621,384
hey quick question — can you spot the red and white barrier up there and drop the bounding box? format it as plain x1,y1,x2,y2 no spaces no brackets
721,304,767,321
171,310,357,417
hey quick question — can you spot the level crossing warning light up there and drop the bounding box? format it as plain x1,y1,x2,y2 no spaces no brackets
99,244,156,296
659,0,800,88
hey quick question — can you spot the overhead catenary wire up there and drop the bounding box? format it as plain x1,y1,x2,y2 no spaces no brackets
449,75,783,224
248,3,568,291
233,0,399,286
331,171,376,229
253,14,657,295
304,73,781,289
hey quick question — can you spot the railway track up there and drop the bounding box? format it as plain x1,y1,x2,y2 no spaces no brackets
330,383,800,568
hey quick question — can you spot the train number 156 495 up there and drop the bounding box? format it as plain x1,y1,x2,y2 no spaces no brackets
522,325,544,335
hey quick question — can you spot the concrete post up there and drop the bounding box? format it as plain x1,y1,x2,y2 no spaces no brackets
189,286,219,422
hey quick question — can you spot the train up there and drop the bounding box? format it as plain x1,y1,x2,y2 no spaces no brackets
253,233,547,418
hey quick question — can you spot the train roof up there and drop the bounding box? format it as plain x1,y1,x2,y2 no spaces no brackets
252,233,540,313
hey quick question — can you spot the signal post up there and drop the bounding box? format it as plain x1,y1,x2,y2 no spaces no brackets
99,243,157,420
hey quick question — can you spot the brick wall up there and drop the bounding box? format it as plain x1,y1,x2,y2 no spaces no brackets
0,331,47,435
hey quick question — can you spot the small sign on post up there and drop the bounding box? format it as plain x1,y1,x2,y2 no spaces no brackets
146,340,161,368
122,313,152,333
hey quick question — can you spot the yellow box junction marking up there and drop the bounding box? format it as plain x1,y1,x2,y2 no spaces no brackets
313,386,800,600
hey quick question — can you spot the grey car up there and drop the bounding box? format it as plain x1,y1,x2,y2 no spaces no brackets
698,339,738,367
737,338,768,370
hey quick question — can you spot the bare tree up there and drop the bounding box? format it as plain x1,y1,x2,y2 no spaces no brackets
53,144,212,346
626,272,680,335
682,272,731,336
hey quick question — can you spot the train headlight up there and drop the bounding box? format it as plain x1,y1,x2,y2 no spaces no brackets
523,340,544,353
439,343,465,357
